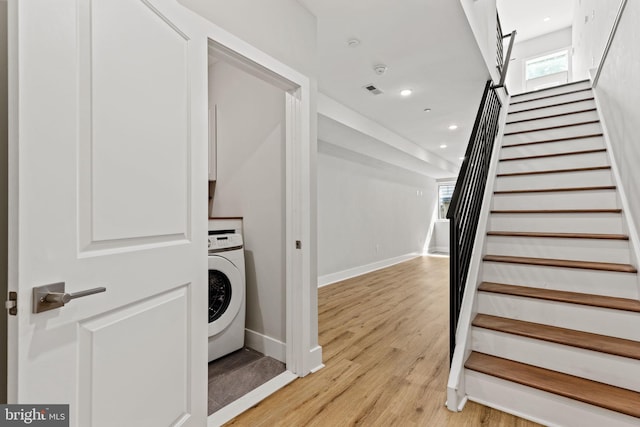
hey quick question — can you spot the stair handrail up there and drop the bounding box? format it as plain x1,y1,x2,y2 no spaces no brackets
493,12,516,90
446,80,502,362
493,31,516,90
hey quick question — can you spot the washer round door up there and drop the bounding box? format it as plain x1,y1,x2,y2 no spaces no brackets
207,255,244,336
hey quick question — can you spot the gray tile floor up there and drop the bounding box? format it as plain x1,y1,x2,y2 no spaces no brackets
208,347,286,415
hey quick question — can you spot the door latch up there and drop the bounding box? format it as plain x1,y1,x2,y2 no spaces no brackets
5,292,17,316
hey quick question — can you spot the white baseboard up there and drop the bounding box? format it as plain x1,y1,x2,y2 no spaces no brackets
207,371,297,427
318,253,420,287
245,329,286,363
429,246,449,254
309,345,324,374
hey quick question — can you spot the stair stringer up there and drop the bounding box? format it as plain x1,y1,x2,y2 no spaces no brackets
446,94,510,412
592,88,640,298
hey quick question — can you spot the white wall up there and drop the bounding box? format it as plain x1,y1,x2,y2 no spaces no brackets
178,0,316,78
594,0,640,256
460,0,500,84
317,141,437,282
209,61,287,345
506,27,573,95
572,0,623,80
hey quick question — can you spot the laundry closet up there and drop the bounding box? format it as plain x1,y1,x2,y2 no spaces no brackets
205,50,288,415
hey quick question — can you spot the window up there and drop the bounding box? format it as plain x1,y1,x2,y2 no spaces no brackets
438,183,455,219
525,50,569,81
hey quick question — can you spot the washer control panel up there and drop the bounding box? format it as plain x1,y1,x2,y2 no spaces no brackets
208,233,243,252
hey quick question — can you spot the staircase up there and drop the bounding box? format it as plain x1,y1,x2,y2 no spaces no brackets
461,80,640,426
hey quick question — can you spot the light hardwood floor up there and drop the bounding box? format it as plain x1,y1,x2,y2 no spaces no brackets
228,256,541,426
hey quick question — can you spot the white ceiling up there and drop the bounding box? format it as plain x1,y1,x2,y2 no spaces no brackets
497,0,575,42
299,0,576,176
298,0,490,172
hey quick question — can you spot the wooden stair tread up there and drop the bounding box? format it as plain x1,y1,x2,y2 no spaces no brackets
487,231,628,240
506,108,597,125
497,166,611,177
500,148,606,162
483,255,637,273
510,80,591,99
510,88,592,105
465,352,640,418
494,185,615,194
473,314,640,360
504,120,599,136
491,208,622,214
478,282,640,313
502,133,604,148
509,97,595,115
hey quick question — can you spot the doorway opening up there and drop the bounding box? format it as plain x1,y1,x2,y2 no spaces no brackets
205,39,303,425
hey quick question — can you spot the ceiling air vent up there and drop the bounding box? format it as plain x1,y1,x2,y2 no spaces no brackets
363,84,383,95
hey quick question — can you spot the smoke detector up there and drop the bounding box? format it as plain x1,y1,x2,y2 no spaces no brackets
374,64,388,75
347,38,361,47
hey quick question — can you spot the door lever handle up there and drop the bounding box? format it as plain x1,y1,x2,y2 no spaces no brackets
44,287,106,304
33,282,107,313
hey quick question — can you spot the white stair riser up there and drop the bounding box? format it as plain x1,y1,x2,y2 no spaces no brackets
471,328,640,392
476,293,640,340
509,91,594,113
492,190,618,210
465,370,640,427
488,212,625,234
482,262,638,298
501,136,605,157
505,110,600,134
507,99,596,122
495,169,613,191
503,123,602,145
498,152,609,174
486,236,631,264
511,82,592,102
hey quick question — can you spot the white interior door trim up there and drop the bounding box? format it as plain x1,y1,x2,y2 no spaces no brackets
205,41,312,378
180,1,319,379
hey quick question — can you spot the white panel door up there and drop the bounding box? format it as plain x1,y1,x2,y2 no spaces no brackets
8,0,207,426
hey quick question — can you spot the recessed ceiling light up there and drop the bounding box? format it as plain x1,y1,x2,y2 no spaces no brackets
459,157,465,160
440,144,447,149
543,17,551,22
423,108,432,112
400,89,413,97
448,124,458,130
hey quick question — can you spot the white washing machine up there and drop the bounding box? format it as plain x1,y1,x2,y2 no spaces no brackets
208,227,246,362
